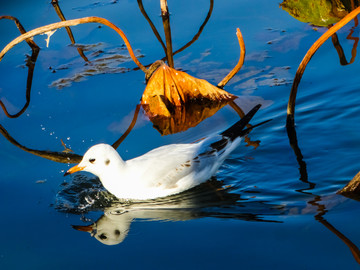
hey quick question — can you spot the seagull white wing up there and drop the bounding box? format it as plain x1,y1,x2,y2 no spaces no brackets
125,134,236,192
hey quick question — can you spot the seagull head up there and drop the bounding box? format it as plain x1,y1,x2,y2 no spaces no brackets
72,212,131,245
64,143,124,177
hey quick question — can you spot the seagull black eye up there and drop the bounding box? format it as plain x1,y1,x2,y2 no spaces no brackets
89,158,96,164
105,159,110,165
99,233,107,240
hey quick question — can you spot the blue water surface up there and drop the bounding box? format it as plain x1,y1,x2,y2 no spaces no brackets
1,0,360,269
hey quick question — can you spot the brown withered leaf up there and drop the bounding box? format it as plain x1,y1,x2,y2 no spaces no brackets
143,99,229,135
141,60,236,118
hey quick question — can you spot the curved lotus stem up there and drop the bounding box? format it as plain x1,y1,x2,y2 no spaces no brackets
0,16,147,73
218,28,246,88
287,6,360,126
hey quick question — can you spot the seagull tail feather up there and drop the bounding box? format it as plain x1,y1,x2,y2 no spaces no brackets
221,104,270,141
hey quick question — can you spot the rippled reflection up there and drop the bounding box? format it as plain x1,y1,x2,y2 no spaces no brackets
58,175,283,245
0,123,82,163
60,173,360,260
0,16,39,118
51,0,89,62
308,194,360,264
2,1,360,267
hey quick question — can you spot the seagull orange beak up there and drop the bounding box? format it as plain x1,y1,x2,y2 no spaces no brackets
72,224,93,233
64,164,85,176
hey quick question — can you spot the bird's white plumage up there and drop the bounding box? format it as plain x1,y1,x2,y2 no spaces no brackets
65,104,264,200
71,134,241,200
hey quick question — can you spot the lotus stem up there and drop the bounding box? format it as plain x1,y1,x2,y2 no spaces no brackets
0,16,147,73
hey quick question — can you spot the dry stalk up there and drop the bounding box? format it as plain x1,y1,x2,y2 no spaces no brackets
218,28,246,88
287,6,360,125
160,0,174,68
0,16,147,73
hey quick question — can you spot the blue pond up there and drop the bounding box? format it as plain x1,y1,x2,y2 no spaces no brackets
2,0,360,269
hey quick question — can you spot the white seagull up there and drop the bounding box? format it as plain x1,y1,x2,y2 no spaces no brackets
65,104,268,200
